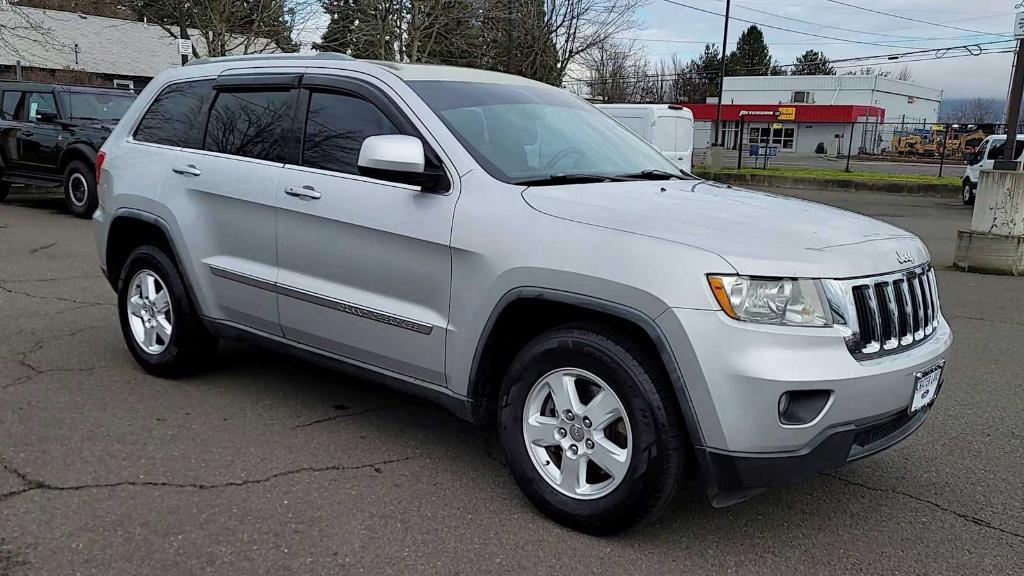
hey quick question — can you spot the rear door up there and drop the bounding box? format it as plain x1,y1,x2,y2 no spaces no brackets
158,73,300,336
654,114,693,170
275,73,457,385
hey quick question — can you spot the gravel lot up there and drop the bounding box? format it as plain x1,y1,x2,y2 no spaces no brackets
1,188,1022,575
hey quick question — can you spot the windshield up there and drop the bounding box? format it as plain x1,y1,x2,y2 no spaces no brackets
409,80,689,184
68,92,135,121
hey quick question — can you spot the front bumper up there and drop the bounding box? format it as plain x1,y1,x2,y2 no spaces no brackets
656,307,951,504
696,402,935,506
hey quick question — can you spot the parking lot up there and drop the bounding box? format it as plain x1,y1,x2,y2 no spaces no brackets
1,188,1022,575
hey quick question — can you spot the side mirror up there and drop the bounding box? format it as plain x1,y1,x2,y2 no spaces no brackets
35,110,60,124
357,134,448,192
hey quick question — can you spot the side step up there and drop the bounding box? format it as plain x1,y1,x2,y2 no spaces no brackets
0,173,63,188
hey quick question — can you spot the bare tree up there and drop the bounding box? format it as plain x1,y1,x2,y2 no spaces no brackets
577,37,650,103
540,0,645,79
0,1,69,62
121,0,318,58
941,98,1002,124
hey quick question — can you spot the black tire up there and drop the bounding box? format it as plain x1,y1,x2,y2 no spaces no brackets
63,159,98,218
498,323,685,534
962,181,975,205
117,245,217,378
0,180,9,203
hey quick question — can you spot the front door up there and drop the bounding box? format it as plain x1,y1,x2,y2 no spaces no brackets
3,90,61,174
275,75,457,386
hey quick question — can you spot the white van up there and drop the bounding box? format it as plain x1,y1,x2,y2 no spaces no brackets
962,134,1024,205
597,104,695,172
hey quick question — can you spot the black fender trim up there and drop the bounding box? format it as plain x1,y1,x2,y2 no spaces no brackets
107,209,206,319
467,287,706,446
58,143,98,171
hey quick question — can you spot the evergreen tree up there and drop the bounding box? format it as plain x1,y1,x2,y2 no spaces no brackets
792,50,835,75
727,25,776,76
315,0,358,53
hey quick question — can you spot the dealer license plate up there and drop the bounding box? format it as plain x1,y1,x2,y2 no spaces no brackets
910,361,944,413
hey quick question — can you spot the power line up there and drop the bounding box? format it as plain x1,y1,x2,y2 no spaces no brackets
564,43,1015,84
714,0,1004,42
659,0,929,49
824,0,1013,38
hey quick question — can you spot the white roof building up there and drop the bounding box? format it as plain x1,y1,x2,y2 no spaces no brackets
0,6,278,87
721,75,944,124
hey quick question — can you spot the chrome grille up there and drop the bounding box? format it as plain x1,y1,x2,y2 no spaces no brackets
823,264,940,360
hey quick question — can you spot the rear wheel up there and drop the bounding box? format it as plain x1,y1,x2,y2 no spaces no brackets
63,160,97,218
498,323,685,534
117,245,217,377
962,182,975,205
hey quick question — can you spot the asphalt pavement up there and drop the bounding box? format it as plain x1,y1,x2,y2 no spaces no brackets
1,189,1022,575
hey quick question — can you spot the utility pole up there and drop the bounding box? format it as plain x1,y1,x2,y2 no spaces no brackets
997,37,1024,170
713,0,732,147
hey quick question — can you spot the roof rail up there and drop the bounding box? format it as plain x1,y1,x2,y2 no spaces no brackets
187,52,354,66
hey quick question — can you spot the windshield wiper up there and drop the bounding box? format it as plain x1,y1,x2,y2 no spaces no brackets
614,169,691,180
513,173,631,186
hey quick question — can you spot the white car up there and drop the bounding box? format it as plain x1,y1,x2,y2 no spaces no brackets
962,134,1024,204
597,104,695,172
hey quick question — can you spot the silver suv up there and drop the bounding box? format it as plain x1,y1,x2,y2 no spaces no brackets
94,54,951,533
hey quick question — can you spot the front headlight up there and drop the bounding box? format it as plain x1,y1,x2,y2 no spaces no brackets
707,275,832,327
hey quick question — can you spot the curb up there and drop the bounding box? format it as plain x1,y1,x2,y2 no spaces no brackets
694,171,962,198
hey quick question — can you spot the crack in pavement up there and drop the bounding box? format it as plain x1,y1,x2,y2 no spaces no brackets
947,314,1024,328
3,274,105,283
0,456,412,504
0,325,109,390
290,403,410,429
824,472,1024,541
0,280,113,308
28,242,58,255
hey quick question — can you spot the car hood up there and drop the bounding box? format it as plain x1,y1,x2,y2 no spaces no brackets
521,179,929,278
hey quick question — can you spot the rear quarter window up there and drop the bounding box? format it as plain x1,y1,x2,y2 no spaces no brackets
134,80,214,148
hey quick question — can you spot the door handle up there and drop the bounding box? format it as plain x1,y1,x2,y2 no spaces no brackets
171,164,201,176
21,131,34,137
284,185,321,200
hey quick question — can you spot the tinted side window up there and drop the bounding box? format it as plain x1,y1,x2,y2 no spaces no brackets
302,91,399,175
135,80,213,147
1,91,22,120
204,90,296,162
26,93,57,122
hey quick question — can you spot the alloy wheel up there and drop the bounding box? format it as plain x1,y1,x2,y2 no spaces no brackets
126,269,173,354
522,368,632,500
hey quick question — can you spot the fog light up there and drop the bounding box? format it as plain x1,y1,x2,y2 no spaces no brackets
779,390,832,426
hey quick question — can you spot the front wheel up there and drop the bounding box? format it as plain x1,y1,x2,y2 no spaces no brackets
0,180,9,203
63,160,98,218
962,182,975,205
498,324,685,534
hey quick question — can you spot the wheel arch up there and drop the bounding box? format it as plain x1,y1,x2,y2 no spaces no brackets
467,287,705,446
58,143,97,174
105,209,205,317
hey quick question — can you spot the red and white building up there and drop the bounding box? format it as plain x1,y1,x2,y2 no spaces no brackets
687,75,943,157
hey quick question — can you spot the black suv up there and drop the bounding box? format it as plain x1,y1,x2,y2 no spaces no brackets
0,82,135,217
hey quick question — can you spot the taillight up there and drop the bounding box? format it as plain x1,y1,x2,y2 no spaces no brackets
95,150,106,184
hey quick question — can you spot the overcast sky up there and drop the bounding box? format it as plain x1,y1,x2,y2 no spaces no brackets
629,0,1017,99
299,0,1017,100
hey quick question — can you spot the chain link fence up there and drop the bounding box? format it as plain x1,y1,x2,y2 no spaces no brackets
704,120,1013,180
